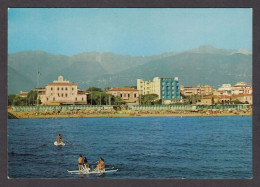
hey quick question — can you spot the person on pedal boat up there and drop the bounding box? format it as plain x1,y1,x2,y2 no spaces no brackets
83,157,90,172
78,154,83,171
56,134,62,143
94,157,105,172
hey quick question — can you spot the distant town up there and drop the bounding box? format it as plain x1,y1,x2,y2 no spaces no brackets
10,75,252,107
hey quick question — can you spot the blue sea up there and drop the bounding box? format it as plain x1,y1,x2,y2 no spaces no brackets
8,116,252,179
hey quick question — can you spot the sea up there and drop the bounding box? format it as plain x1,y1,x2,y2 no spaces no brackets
8,116,252,179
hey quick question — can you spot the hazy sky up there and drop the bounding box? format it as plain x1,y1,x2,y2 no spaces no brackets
8,8,252,56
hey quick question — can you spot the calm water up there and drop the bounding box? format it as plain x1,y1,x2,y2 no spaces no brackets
8,116,252,179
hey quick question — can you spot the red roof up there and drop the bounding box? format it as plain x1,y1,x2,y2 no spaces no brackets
233,85,252,87
107,87,138,91
232,94,252,97
17,92,28,97
46,82,77,86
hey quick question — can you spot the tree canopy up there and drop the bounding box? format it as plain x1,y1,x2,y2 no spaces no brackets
87,87,103,92
140,94,159,105
12,96,27,106
8,94,16,106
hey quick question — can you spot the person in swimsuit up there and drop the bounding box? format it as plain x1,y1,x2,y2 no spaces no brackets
83,157,90,172
78,154,83,171
57,134,62,143
95,157,105,172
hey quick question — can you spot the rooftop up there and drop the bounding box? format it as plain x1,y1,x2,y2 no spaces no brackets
46,82,77,86
107,87,138,91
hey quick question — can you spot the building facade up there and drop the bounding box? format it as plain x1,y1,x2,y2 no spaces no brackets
181,85,214,97
137,77,180,99
232,94,252,104
218,84,232,96
231,82,252,95
40,76,87,105
106,87,139,103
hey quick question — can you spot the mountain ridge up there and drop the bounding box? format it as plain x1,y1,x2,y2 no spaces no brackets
8,45,252,94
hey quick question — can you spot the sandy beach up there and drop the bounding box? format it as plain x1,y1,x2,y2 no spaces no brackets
8,109,252,119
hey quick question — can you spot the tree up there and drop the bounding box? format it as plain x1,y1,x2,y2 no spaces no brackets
27,91,41,105
104,87,111,91
112,96,126,105
87,91,116,105
8,94,16,106
140,94,159,105
12,96,27,106
233,99,244,104
87,87,103,92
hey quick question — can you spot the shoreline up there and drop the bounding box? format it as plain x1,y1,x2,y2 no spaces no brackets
8,110,252,119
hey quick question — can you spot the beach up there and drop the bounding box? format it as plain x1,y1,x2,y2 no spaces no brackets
8,109,252,119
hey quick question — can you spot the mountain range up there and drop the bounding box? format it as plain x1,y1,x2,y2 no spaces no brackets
8,45,252,94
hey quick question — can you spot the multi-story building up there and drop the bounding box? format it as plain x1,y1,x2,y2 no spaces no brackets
231,82,252,95
181,85,214,97
106,87,139,103
218,84,232,96
137,77,180,99
40,76,88,105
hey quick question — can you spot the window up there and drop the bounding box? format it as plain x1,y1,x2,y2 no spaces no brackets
62,93,64,97
65,87,68,91
72,87,74,91
51,87,53,91
47,98,48,101
75,97,77,101
120,94,122,97
128,94,130,97
82,97,84,101
53,97,55,101
51,93,53,96
134,94,137,98
65,93,68,97
58,93,59,97
57,87,59,91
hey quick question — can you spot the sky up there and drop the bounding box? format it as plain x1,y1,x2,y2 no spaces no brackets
8,8,252,56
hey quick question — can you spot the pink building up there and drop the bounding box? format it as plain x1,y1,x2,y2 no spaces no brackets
181,85,214,96
106,87,139,103
40,76,87,105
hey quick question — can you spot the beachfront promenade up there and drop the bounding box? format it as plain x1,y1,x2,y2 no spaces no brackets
8,104,252,119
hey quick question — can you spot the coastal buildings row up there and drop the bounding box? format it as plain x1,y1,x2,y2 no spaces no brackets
198,82,252,105
15,75,252,106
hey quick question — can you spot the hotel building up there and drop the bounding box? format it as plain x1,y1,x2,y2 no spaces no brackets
106,87,139,103
137,77,180,99
40,76,88,105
